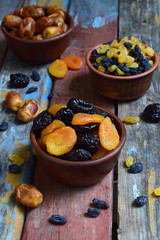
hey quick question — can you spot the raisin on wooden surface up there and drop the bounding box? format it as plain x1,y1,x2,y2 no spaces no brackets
26,86,37,94
87,208,101,218
0,122,8,131
31,71,40,81
133,196,147,207
92,198,109,209
50,214,67,225
129,162,143,173
9,164,21,174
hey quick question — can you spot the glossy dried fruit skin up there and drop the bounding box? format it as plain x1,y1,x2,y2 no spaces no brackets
48,104,67,116
48,59,68,78
71,113,104,125
87,208,101,218
143,103,160,123
88,107,108,117
73,123,99,134
5,91,23,111
19,6,45,19
0,122,8,131
62,148,92,161
15,183,43,207
18,17,36,39
134,196,147,207
10,73,29,88
26,86,37,94
50,214,67,225
92,198,109,209
2,14,22,29
55,107,74,125
9,164,21,174
31,71,40,81
67,98,93,113
75,133,100,155
130,162,143,173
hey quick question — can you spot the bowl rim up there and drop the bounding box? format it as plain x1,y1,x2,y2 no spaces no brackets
1,11,74,43
30,106,126,167
86,43,159,80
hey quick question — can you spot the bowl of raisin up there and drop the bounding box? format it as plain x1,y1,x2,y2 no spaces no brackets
1,5,74,64
30,98,126,187
86,36,159,101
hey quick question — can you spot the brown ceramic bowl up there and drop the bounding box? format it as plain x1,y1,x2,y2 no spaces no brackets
30,106,126,187
86,44,159,101
1,12,74,64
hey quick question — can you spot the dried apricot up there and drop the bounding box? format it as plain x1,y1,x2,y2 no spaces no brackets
71,113,104,125
46,126,77,156
48,104,66,116
92,144,110,160
62,55,83,70
99,117,120,150
48,59,68,78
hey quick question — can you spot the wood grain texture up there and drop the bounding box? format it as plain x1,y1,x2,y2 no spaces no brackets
118,0,160,239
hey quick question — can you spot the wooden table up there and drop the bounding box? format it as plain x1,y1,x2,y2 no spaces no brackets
0,1,160,239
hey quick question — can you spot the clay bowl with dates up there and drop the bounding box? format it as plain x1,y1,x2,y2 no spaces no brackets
30,106,126,187
86,44,159,101
1,9,74,64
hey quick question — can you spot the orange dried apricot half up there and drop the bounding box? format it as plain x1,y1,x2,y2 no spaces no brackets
46,126,77,156
48,59,68,78
99,117,120,150
62,55,83,69
48,104,66,116
71,113,104,125
92,144,111,160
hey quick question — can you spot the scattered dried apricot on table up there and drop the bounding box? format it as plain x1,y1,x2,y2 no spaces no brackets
48,104,67,116
99,117,120,150
62,55,83,69
71,113,104,125
48,59,68,78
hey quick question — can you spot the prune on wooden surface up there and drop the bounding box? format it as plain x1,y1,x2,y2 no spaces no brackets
75,133,100,155
10,73,29,88
133,196,147,207
87,208,101,218
50,214,67,225
61,148,92,161
72,123,99,134
92,198,109,209
129,162,143,173
0,122,8,131
143,103,160,123
67,98,93,113
55,107,74,125
88,107,108,117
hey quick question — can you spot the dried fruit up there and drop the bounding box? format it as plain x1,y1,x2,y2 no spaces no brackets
73,123,99,134
143,103,160,123
92,145,110,160
31,70,40,81
87,208,101,218
48,104,67,116
129,162,143,173
26,86,37,94
48,59,68,78
67,98,93,113
46,126,77,156
9,154,25,166
154,187,160,196
133,196,147,207
5,91,23,111
0,122,8,131
62,55,83,69
62,148,92,161
50,214,67,225
88,107,108,117
75,133,100,154
124,116,140,124
71,113,104,125
55,107,74,125
125,156,134,167
10,73,29,88
9,164,21,174
99,117,120,150
92,198,109,209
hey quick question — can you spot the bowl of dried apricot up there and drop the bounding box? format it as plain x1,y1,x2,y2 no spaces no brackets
1,5,74,64
86,36,159,101
30,98,126,187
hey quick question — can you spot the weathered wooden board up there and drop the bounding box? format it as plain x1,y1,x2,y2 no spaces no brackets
118,0,160,240
21,0,118,240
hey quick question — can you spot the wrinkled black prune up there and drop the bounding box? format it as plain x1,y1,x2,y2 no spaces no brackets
9,164,21,174
67,98,93,113
55,107,74,125
129,162,143,173
50,214,67,225
62,148,92,161
33,110,54,137
0,122,8,131
92,198,109,209
75,133,100,155
10,73,29,88
87,208,101,218
88,107,108,117
133,196,147,207
31,70,40,81
73,123,99,134
143,103,160,123
26,86,37,94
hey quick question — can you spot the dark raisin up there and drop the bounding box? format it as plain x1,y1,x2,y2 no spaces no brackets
103,40,113,45
90,53,104,63
129,68,139,75
55,108,74,125
129,49,138,58
102,61,112,69
133,196,147,207
91,49,97,55
67,98,93,113
93,62,99,69
134,45,141,54
144,63,152,71
124,42,132,49
31,71,40,81
9,164,21,174
0,122,8,131
92,198,109,209
87,208,101,218
101,57,113,64
75,133,100,155
62,148,92,161
10,73,29,88
33,110,54,137
129,162,143,173
143,103,160,123
26,86,37,94
123,66,130,73
88,107,108,117
48,92,54,101
73,123,99,134
50,214,67,225
117,63,125,70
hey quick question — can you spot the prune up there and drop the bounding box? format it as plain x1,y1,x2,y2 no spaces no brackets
10,73,29,88
0,122,8,131
124,42,132,49
26,86,37,94
88,107,108,117
9,164,21,174
73,123,99,134
129,162,143,173
55,107,74,125
133,196,147,207
50,214,67,225
33,110,54,137
67,98,93,113
87,208,101,218
31,71,40,81
143,103,160,122
62,148,92,161
92,198,109,209
75,133,100,155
